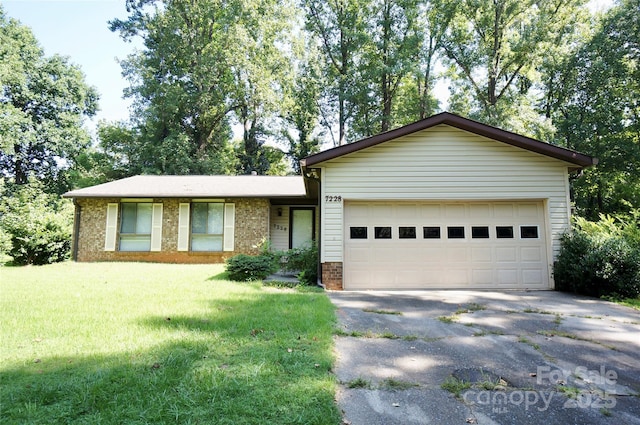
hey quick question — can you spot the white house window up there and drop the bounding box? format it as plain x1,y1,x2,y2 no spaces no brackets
119,203,153,251
191,203,224,251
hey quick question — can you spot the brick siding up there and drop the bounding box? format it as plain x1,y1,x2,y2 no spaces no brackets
74,198,269,263
321,262,343,290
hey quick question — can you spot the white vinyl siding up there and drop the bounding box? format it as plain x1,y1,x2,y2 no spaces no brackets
319,125,573,273
177,203,190,251
270,206,290,251
104,203,118,251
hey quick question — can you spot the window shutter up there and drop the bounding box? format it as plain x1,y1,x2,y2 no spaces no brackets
223,203,235,251
177,203,190,251
150,203,163,251
104,203,118,251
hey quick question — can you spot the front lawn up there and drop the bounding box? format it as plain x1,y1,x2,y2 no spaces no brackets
0,262,340,424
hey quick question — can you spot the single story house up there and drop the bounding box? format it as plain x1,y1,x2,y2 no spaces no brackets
64,112,596,290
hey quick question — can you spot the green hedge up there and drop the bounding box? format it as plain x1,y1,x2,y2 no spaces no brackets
0,180,73,265
279,244,318,285
225,254,278,281
554,215,640,299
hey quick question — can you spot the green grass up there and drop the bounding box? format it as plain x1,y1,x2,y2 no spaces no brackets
346,377,370,389
441,377,472,398
362,308,402,315
437,315,458,323
380,378,419,390
0,262,340,424
613,298,640,310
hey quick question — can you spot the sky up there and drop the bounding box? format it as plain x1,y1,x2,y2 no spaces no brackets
2,0,614,133
1,0,140,128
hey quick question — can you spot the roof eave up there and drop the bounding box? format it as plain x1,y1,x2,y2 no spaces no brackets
302,112,597,169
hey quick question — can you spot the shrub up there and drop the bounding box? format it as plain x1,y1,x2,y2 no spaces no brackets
280,244,318,285
0,180,73,265
225,254,278,282
554,214,640,299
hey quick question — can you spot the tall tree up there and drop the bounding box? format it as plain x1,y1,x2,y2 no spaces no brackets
352,0,421,135
111,0,238,175
440,0,586,133
280,41,324,173
111,0,295,175
0,7,98,192
229,0,296,174
546,0,640,218
303,0,367,146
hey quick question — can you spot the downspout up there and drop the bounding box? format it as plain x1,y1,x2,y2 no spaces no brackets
303,167,323,288
72,199,81,261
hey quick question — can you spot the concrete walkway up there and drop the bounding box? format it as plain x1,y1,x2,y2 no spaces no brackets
329,290,640,425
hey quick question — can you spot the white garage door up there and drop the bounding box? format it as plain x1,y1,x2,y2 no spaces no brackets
344,201,549,289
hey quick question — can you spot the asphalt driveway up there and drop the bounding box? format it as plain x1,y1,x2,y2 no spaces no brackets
329,290,640,425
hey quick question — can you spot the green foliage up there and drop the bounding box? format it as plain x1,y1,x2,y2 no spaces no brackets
554,215,640,299
0,179,73,265
0,7,98,192
441,0,586,134
225,254,279,282
546,0,640,219
110,0,297,176
280,244,319,285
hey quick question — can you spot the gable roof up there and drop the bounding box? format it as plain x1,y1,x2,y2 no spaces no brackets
63,175,308,199
301,112,597,170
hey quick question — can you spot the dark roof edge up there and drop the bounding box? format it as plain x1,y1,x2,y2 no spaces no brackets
63,193,311,199
301,112,597,169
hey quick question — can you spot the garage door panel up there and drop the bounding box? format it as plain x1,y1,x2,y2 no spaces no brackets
445,269,469,285
445,204,466,218
446,247,469,262
523,269,544,285
348,246,370,262
469,203,492,218
344,201,549,289
496,247,517,262
423,247,445,261
518,203,541,217
521,246,543,262
471,247,493,262
498,269,518,284
472,269,494,285
420,204,442,218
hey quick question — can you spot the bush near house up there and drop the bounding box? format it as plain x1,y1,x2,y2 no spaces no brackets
225,253,279,281
554,214,640,299
0,179,73,265
280,244,318,285
225,244,319,285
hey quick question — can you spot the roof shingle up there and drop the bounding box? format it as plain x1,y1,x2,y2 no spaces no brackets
63,175,308,198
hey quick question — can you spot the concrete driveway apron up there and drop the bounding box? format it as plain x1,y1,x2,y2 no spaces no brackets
329,290,640,425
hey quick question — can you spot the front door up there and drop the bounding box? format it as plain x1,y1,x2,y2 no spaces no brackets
290,208,315,249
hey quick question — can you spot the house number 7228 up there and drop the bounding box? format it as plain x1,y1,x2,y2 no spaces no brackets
325,195,342,202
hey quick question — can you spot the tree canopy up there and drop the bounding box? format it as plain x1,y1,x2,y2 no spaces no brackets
1,1,637,220
0,7,98,192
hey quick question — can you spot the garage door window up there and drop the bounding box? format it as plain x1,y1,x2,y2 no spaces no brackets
520,226,539,239
496,226,514,238
375,227,392,239
447,226,465,239
423,227,441,239
399,227,416,239
472,226,490,239
350,227,368,239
